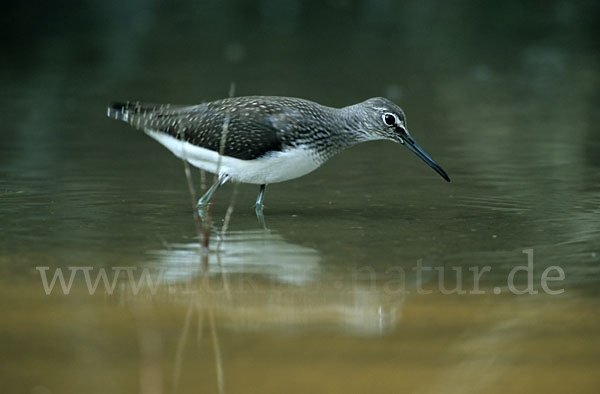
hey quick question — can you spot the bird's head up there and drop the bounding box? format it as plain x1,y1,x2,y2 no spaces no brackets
352,97,450,182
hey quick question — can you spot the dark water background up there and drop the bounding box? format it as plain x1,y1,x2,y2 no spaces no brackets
1,1,599,393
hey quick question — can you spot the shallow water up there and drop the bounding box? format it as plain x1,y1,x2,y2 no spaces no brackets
2,1,600,393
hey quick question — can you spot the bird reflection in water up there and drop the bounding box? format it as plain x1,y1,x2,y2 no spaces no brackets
147,229,405,336
123,227,405,393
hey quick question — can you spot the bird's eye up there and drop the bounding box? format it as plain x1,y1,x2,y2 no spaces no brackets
383,113,397,126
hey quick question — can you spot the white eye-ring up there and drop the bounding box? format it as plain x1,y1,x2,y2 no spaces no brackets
382,113,397,127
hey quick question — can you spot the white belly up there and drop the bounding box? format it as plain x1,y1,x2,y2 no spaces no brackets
145,130,323,184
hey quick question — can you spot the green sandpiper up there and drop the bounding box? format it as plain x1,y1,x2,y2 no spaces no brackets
107,96,450,218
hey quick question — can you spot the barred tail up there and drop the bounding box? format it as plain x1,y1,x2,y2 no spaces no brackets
107,101,164,121
106,101,184,130
107,102,132,122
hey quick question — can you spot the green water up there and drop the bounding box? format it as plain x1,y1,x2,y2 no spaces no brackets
1,1,599,393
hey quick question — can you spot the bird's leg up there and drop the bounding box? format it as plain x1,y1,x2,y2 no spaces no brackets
255,184,266,213
255,184,267,228
198,173,230,214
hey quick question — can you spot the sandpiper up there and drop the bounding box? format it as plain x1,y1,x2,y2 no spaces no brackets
107,96,450,217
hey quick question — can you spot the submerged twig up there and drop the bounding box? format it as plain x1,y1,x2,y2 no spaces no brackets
199,169,207,196
215,183,238,302
220,185,238,238
201,99,232,251
202,268,225,393
201,82,236,245
172,293,195,394
176,84,236,394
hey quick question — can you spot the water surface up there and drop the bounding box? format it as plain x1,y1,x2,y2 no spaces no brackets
1,1,599,393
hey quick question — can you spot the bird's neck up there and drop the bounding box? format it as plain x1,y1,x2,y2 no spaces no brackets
291,106,368,163
339,105,376,143
300,107,366,162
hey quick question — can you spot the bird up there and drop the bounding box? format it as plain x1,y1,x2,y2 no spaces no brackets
107,96,450,219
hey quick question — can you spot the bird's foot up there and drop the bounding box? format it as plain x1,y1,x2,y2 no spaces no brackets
197,200,212,221
255,203,267,230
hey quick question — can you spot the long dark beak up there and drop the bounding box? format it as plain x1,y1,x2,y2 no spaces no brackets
402,135,451,182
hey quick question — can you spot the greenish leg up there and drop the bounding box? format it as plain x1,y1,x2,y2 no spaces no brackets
198,173,230,214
